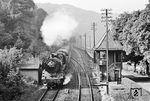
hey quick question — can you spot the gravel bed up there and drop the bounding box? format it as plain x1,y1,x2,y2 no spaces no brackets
77,49,102,101
55,89,78,101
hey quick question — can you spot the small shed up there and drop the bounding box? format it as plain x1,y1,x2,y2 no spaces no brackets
19,58,41,84
19,64,39,82
94,31,123,81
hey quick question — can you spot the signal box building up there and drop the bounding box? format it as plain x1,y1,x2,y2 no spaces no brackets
94,31,123,81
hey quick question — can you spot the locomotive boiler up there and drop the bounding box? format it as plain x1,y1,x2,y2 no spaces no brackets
39,46,70,89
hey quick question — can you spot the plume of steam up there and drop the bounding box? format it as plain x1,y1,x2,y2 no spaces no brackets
63,73,72,85
41,9,78,46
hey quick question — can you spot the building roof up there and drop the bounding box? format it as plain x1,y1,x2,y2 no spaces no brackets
95,30,123,51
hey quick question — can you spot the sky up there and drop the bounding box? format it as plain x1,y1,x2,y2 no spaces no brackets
34,0,148,13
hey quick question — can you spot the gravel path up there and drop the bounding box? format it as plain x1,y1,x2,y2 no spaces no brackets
137,82,150,93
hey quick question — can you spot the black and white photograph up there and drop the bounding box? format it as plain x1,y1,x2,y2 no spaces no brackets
0,0,150,101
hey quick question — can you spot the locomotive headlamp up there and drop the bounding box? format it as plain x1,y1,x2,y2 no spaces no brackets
48,61,55,67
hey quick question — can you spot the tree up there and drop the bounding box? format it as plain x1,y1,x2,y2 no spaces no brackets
0,0,48,57
0,0,34,48
112,4,150,74
28,39,49,57
123,52,143,72
14,36,24,49
0,47,24,101
0,0,48,100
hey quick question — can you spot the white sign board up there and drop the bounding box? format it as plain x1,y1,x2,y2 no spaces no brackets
130,88,142,99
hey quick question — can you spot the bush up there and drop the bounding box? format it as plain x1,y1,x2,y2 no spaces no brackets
0,47,23,70
39,51,50,61
0,47,25,101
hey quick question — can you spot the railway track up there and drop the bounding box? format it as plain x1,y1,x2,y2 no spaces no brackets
70,61,81,101
39,48,94,101
38,88,60,101
77,49,94,101
71,48,94,101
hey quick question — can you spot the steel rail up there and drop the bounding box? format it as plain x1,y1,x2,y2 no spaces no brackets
51,89,60,101
71,57,94,101
78,50,94,101
38,88,60,101
38,88,49,101
70,61,81,101
72,48,94,101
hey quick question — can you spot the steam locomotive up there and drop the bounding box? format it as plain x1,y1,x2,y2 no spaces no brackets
39,46,70,89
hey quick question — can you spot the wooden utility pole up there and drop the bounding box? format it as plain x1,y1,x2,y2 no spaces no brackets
76,36,79,48
89,36,92,48
91,22,96,62
101,8,112,94
80,35,82,49
92,22,96,47
84,33,86,51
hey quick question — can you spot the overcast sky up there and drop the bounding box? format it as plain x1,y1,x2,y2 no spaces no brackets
34,0,148,13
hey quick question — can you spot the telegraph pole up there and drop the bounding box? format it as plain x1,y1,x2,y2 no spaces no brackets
84,33,86,51
101,8,112,94
76,36,79,48
89,36,91,48
80,35,82,49
92,22,96,47
91,22,96,62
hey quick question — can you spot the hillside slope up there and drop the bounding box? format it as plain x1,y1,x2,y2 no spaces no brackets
37,3,106,48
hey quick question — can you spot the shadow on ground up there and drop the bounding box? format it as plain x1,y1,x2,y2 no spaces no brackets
123,75,150,82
